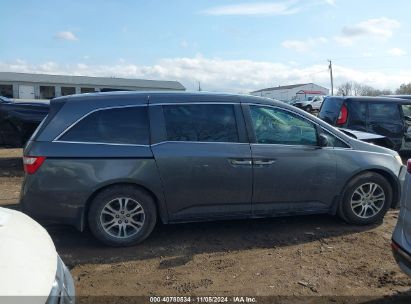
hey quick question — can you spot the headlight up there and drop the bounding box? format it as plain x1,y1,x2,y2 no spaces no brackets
46,256,75,304
394,155,403,166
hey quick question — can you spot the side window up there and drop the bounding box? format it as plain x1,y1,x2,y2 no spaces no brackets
163,104,239,142
402,105,411,130
322,132,350,148
368,103,401,122
250,105,318,146
402,105,411,118
60,106,149,144
347,101,366,131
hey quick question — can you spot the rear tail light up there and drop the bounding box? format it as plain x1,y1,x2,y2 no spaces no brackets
336,104,348,125
23,156,46,174
407,159,411,174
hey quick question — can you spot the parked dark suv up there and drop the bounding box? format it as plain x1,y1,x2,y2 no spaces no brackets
21,92,405,246
0,96,49,147
318,96,411,152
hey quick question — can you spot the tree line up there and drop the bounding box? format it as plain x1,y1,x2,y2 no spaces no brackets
336,82,411,96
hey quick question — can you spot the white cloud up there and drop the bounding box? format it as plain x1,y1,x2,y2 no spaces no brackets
325,0,336,5
387,47,407,57
203,1,299,16
343,17,400,38
335,17,400,46
202,0,334,16
361,51,374,57
333,35,353,46
281,37,327,52
0,56,407,93
54,31,78,41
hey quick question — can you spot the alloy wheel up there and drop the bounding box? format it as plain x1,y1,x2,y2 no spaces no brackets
100,197,145,238
350,182,385,219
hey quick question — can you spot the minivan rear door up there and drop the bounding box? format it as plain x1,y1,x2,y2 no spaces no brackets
318,97,343,125
149,100,252,221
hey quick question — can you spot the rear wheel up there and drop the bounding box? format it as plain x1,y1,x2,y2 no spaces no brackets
305,105,313,113
339,172,392,225
88,185,157,246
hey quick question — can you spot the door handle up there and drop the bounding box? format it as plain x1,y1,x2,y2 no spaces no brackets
253,159,276,166
229,159,252,166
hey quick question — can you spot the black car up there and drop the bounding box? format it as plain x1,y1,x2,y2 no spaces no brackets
0,96,49,147
318,96,411,152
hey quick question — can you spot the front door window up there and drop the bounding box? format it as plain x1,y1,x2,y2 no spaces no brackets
250,105,318,146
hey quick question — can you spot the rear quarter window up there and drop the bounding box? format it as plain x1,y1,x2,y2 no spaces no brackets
162,104,239,142
318,98,343,125
368,103,401,122
59,106,149,145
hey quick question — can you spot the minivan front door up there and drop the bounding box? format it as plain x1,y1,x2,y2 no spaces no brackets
150,103,252,221
245,104,337,215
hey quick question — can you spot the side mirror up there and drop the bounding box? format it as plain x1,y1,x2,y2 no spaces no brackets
319,134,331,147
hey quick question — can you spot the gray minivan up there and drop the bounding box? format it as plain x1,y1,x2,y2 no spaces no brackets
21,92,405,246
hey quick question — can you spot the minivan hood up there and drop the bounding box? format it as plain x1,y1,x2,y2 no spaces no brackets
0,207,57,300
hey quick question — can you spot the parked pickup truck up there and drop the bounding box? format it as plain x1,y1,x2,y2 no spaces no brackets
0,96,49,147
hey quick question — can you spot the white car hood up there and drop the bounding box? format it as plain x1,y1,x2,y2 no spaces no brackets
0,207,57,301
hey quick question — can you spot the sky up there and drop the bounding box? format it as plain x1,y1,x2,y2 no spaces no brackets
1,0,411,93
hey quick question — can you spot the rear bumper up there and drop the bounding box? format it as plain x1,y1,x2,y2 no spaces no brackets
20,178,85,230
392,239,411,276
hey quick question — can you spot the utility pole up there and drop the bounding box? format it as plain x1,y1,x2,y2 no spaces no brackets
328,59,334,96
198,81,202,92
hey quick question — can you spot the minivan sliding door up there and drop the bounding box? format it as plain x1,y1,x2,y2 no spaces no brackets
149,102,252,221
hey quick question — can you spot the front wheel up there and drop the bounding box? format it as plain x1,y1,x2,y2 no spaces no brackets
88,185,157,246
339,172,392,225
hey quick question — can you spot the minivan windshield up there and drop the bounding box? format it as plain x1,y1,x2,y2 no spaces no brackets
318,97,344,124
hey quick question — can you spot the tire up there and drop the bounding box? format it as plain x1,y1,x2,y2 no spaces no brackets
305,105,313,113
338,172,392,225
88,185,157,246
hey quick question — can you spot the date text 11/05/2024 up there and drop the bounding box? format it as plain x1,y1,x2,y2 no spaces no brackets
149,296,257,303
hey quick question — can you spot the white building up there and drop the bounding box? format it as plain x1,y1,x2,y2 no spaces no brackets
0,72,185,100
250,83,329,101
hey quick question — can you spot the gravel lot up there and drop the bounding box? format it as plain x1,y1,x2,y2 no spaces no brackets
1,148,411,302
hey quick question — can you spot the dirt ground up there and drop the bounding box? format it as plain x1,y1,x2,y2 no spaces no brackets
1,148,411,302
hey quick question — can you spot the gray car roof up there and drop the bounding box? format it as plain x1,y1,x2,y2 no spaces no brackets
52,91,281,106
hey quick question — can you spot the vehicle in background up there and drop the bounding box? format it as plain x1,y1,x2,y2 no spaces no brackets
21,91,405,247
282,99,299,106
0,207,75,303
0,96,49,147
338,128,396,150
318,96,411,152
293,95,324,112
392,159,411,277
